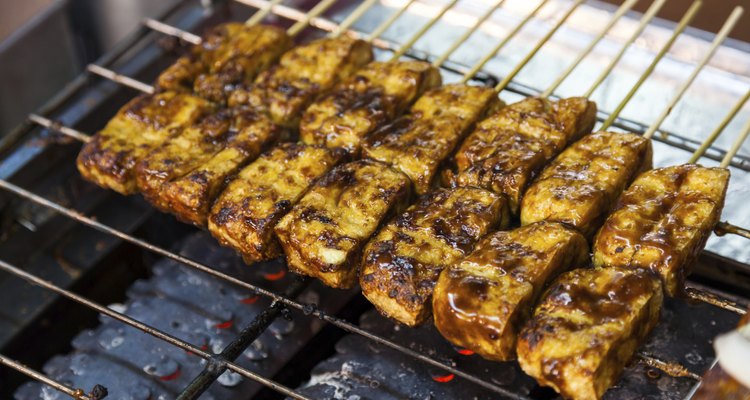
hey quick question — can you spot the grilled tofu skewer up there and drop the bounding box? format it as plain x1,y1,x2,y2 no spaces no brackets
155,0,339,104
426,0,701,362
517,267,663,400
78,0,361,197
360,2,546,195
297,0,473,155
594,95,750,297
433,222,587,359
444,0,685,216
134,3,382,225
359,0,624,326
275,0,580,288
521,5,741,239
210,0,474,266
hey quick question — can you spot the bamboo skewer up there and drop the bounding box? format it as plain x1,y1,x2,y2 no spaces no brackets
583,0,668,98
643,6,744,140
431,0,506,68
690,88,750,163
599,0,703,131
459,0,550,84
493,0,586,93
390,0,460,60
541,0,640,97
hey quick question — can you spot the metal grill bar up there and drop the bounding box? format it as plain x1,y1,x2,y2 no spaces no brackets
0,354,99,400
86,64,155,93
0,179,529,399
143,18,202,45
178,278,308,400
0,257,312,400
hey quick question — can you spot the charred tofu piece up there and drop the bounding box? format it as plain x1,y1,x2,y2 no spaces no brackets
363,84,503,194
208,143,345,263
76,92,214,194
136,108,280,225
432,222,587,360
360,187,509,327
521,132,652,239
445,97,597,214
157,23,291,103
300,61,442,154
275,160,411,288
517,267,663,400
228,36,373,128
593,164,729,296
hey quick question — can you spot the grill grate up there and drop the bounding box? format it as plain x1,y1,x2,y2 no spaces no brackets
1,0,750,399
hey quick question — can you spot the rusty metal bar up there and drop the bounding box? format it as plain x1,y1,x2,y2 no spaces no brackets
0,179,529,399
0,257,311,400
0,354,101,400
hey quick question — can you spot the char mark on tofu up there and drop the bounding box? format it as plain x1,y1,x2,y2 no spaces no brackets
360,187,509,327
593,164,729,296
208,143,346,263
76,92,215,195
517,267,662,400
156,23,291,104
521,131,652,239
275,160,412,288
432,221,587,361
300,61,442,155
228,36,374,128
363,84,503,195
444,96,597,214
136,107,281,226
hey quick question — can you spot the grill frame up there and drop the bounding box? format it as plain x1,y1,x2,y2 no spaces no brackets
1,0,750,399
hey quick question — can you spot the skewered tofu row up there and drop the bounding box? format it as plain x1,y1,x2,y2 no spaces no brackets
77,32,373,198
76,22,735,400
156,23,292,104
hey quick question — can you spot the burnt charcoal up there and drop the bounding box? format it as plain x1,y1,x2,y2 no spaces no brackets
296,299,739,400
14,232,354,400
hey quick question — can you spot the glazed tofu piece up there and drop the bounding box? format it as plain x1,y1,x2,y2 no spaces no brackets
76,92,214,194
275,160,411,288
300,61,442,154
521,131,652,239
228,36,373,128
156,23,291,103
360,187,509,327
593,164,729,296
135,108,280,225
432,222,587,361
208,143,345,263
517,267,663,400
444,97,597,214
362,84,503,194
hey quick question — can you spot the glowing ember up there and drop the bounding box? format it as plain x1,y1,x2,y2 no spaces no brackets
432,373,455,383
215,319,234,329
263,270,286,281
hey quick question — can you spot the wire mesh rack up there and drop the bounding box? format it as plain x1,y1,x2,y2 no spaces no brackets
1,0,750,398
